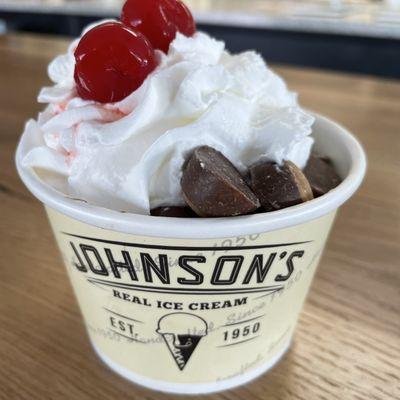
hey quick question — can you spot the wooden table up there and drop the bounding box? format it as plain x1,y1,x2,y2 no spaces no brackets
0,34,399,400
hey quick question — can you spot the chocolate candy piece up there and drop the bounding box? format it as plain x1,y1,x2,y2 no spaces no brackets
250,161,313,212
151,206,197,218
304,155,342,197
181,146,260,217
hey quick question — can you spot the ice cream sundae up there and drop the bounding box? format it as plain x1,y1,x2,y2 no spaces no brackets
18,0,340,217
15,0,366,393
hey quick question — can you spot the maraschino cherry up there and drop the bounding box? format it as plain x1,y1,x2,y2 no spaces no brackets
74,22,156,103
121,0,196,53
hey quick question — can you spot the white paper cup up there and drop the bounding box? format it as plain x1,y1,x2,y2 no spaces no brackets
16,114,366,394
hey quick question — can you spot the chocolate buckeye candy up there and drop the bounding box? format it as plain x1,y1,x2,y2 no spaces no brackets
181,146,260,217
250,161,313,212
303,155,342,198
151,206,197,218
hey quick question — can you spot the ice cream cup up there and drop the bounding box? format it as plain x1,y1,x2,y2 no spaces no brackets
16,113,366,394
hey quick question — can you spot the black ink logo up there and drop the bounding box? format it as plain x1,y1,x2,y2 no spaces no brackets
156,313,208,370
66,233,309,287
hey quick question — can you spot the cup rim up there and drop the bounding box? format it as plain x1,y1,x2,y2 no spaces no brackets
16,113,367,239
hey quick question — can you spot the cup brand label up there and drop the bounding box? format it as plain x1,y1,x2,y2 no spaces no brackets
47,208,335,384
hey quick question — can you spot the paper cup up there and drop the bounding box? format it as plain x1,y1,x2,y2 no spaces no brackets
16,114,366,394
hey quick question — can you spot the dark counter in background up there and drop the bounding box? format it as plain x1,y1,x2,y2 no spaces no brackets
1,5,400,79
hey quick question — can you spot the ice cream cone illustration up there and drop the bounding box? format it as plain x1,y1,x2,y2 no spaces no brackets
156,313,208,370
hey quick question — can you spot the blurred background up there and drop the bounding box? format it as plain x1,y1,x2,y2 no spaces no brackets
0,0,399,78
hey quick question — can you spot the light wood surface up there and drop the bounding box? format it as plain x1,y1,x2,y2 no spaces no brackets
0,34,399,400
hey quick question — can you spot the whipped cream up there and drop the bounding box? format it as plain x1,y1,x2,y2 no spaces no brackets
20,24,314,214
